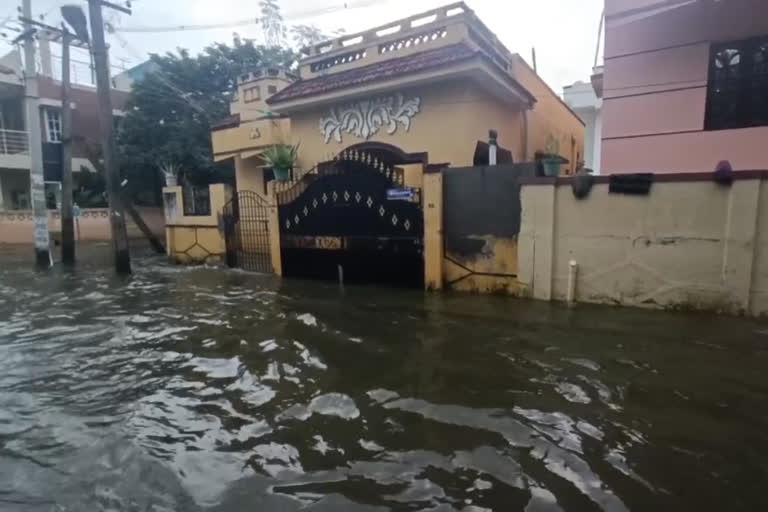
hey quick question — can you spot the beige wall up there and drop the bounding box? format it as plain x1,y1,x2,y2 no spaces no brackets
0,207,164,245
602,0,768,173
235,155,266,195
287,80,527,171
510,56,585,170
212,118,291,158
233,77,294,122
163,184,229,264
444,236,520,294
518,175,768,316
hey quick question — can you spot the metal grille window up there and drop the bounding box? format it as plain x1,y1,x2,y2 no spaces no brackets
182,186,211,216
705,36,768,130
44,108,62,143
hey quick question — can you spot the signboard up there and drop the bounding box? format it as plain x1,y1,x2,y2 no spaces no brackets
387,188,414,201
283,235,343,250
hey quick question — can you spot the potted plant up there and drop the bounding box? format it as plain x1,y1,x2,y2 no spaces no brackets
158,160,180,187
540,134,567,177
262,143,299,182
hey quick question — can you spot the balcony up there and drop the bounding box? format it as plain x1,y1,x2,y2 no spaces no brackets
266,2,535,112
298,2,514,81
211,117,291,162
0,129,30,170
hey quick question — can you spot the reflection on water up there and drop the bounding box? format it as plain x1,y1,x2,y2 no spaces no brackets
1,246,768,511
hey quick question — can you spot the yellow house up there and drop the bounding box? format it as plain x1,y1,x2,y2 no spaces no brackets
212,1,584,189
200,2,584,288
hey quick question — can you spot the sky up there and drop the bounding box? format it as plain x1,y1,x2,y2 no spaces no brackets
0,0,604,93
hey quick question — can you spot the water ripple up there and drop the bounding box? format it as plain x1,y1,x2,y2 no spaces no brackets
0,249,766,510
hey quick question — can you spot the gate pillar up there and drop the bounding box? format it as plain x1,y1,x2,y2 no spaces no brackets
423,167,444,291
267,182,283,276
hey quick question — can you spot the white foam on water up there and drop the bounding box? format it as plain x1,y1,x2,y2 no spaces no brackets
296,313,318,327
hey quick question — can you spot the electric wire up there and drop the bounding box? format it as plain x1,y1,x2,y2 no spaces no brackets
112,0,381,33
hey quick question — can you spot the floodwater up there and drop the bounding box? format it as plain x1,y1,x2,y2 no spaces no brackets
1,245,768,512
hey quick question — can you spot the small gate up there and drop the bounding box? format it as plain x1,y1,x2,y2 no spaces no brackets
222,191,273,273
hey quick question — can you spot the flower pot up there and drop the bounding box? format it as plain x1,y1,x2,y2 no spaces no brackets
542,158,563,177
273,167,292,182
164,175,177,187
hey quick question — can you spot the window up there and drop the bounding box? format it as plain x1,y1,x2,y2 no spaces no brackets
182,186,211,216
44,108,62,143
11,190,30,210
243,86,261,103
705,36,768,130
267,85,277,94
44,182,61,210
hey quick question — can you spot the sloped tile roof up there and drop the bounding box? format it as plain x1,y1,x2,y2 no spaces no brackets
210,113,241,131
267,43,481,104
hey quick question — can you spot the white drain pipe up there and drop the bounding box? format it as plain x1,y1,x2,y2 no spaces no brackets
567,260,578,306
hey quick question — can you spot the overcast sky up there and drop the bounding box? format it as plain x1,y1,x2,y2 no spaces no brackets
1,0,604,93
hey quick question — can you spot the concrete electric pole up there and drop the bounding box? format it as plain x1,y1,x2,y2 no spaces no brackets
20,8,91,265
87,0,132,274
60,28,75,264
21,0,52,268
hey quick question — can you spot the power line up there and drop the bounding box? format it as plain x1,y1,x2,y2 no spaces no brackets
112,17,260,34
111,0,380,33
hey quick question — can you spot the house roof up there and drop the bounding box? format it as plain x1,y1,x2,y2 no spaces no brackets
267,43,524,105
210,113,241,131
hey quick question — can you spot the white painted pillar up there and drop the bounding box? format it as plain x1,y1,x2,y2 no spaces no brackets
722,179,761,314
593,102,603,174
518,182,556,300
582,110,596,171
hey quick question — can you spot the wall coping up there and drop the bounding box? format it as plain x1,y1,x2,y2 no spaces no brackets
518,170,768,185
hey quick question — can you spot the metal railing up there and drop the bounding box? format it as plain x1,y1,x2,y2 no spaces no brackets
0,129,29,155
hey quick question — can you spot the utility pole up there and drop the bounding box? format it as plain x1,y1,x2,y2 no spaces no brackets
21,0,52,268
20,11,90,265
60,27,74,264
88,0,132,274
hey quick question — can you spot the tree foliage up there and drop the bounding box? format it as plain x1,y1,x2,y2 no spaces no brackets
117,0,345,200
117,41,298,193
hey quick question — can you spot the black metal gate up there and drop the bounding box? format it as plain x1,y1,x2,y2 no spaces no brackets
223,191,273,273
277,149,424,287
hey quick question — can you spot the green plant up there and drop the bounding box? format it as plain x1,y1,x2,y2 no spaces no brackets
158,160,180,186
73,166,107,207
544,133,560,156
541,134,565,177
262,143,299,181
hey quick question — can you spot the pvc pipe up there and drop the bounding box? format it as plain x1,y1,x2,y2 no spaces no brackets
567,259,578,305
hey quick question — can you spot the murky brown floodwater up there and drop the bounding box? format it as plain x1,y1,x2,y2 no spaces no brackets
1,244,768,511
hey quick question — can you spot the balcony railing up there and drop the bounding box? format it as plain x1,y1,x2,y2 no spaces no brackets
297,2,516,82
0,129,29,155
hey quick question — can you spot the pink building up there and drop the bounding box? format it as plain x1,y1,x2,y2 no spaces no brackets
601,0,768,173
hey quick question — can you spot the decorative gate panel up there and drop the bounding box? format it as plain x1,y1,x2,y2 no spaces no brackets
278,151,424,287
223,191,273,273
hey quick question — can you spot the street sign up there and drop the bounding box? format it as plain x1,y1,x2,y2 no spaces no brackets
387,188,414,201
